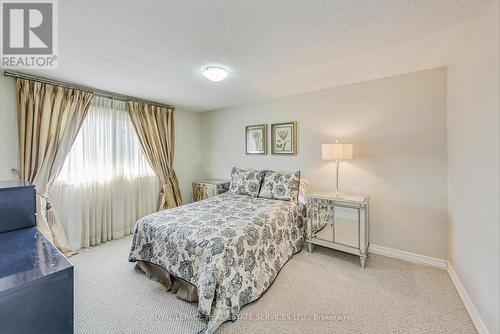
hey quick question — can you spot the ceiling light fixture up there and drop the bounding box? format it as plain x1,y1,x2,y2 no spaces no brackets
202,66,229,82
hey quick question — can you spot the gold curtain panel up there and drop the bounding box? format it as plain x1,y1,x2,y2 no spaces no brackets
127,101,182,210
17,78,93,254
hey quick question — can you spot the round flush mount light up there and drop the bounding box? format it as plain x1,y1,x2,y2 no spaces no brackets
202,66,229,82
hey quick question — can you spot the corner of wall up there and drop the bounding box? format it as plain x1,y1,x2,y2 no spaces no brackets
445,0,500,332
173,108,204,204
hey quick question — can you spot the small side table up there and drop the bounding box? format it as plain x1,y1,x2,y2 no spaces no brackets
306,192,369,268
192,180,230,202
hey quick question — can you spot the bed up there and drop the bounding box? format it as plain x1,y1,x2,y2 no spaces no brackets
128,190,305,333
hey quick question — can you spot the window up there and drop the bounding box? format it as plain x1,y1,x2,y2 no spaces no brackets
51,97,159,250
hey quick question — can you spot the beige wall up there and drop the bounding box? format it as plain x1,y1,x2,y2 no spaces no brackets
173,108,202,203
201,68,448,259
0,76,202,205
447,1,500,333
0,76,20,180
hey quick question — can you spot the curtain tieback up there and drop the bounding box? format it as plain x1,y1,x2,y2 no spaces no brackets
37,191,54,210
160,182,171,194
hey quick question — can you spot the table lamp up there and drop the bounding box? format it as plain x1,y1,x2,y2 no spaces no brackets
322,141,353,197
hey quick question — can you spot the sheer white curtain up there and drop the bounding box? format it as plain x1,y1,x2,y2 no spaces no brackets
51,97,160,251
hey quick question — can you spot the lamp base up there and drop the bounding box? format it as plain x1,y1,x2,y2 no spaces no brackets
333,160,343,199
331,192,344,198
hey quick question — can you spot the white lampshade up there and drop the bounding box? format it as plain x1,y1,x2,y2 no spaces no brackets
322,143,353,160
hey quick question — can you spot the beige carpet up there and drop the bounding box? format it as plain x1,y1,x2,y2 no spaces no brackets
71,236,476,334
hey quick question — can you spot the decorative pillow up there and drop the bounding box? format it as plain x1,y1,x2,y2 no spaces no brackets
229,167,264,197
258,170,301,202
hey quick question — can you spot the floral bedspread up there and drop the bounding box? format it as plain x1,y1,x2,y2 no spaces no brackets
128,192,305,333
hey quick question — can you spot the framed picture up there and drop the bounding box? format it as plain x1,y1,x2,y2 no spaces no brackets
271,121,297,155
245,124,267,154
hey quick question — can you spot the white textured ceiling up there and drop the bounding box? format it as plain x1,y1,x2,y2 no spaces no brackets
28,0,484,111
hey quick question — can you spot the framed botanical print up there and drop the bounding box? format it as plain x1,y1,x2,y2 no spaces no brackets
271,121,297,155
245,124,267,154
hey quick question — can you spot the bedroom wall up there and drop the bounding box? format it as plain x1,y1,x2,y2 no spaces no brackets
0,75,20,180
200,68,448,260
447,0,500,333
173,108,202,203
0,75,202,204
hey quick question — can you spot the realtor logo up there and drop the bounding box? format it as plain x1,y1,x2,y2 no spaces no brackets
1,0,58,68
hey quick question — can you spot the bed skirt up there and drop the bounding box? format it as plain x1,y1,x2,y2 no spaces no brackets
135,261,198,303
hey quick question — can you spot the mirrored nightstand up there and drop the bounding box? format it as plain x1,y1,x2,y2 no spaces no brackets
306,192,369,268
192,180,230,202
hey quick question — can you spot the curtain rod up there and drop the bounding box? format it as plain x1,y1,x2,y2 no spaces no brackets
3,70,175,110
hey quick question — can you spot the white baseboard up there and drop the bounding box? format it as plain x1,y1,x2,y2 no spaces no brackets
367,244,489,333
368,244,448,269
447,263,490,334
